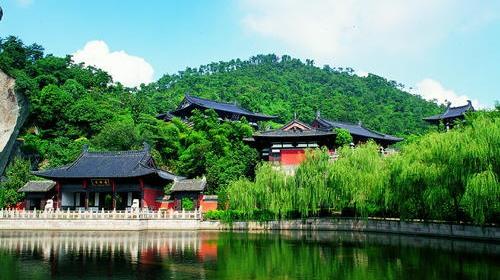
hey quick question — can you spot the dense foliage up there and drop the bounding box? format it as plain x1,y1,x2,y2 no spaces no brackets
0,36,257,203
227,111,500,224
141,55,442,136
0,36,442,202
0,158,33,208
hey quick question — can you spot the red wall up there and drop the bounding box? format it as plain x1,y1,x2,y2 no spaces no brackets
200,200,218,212
143,188,163,210
280,149,306,165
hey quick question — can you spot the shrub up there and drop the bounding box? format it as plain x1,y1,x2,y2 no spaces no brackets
181,197,195,211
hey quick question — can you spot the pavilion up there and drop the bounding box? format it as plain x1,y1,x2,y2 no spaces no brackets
28,143,182,210
423,100,474,129
157,94,276,126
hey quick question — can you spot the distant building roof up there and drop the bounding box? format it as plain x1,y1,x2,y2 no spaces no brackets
33,143,181,181
423,100,474,123
312,117,403,143
170,178,207,192
165,94,276,122
18,180,56,193
156,112,176,122
252,119,335,138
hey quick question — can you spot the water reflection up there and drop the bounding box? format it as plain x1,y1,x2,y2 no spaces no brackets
0,230,498,279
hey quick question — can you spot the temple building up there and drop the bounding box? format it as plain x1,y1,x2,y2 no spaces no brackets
18,180,56,210
246,116,403,167
158,178,218,211
157,94,276,126
27,143,182,211
244,119,336,165
311,114,403,147
423,100,474,130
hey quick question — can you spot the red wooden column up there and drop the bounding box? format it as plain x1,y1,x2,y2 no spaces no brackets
112,180,116,210
56,182,60,209
139,178,145,208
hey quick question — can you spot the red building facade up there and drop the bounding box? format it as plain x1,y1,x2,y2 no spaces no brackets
27,144,181,211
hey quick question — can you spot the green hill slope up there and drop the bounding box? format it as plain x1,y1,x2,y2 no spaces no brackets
141,54,442,135
0,36,443,194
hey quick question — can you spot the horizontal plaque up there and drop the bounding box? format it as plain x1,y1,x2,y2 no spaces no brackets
91,179,110,186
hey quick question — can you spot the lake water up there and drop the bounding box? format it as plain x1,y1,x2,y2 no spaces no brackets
0,230,498,279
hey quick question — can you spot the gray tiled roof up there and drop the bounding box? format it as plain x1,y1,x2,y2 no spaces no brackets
170,178,207,192
18,180,56,192
170,94,276,121
314,118,403,142
33,145,180,180
423,101,474,121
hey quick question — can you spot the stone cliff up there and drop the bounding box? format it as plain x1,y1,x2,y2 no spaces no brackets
0,69,28,175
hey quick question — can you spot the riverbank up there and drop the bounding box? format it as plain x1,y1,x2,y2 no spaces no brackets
203,218,500,241
0,216,498,241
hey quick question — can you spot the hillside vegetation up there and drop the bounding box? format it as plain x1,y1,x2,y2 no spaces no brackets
141,54,442,135
0,35,445,206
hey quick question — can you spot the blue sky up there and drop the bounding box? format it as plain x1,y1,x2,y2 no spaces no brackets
1,0,499,107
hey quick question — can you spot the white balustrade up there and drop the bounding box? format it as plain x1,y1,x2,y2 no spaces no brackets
0,208,202,220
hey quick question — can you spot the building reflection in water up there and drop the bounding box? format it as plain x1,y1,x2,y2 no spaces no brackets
0,230,219,279
0,230,498,279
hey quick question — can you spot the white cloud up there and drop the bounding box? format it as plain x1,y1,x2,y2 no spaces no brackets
355,70,369,78
240,0,493,61
72,41,154,88
413,78,483,108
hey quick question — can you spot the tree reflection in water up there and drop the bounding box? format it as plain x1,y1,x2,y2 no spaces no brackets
0,230,498,279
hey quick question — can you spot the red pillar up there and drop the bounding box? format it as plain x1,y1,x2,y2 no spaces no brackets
112,180,116,210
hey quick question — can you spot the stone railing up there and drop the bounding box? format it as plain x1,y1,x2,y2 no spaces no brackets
0,208,202,220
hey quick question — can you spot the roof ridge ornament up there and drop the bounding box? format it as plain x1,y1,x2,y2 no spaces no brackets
316,110,321,118
143,142,150,152
82,144,89,152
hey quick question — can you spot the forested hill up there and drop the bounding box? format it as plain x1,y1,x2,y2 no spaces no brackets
0,36,442,190
140,54,442,135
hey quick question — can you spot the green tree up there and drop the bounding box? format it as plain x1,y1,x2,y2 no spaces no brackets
334,128,353,147
0,158,35,208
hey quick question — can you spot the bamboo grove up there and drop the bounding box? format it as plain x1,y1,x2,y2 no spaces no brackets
226,111,500,224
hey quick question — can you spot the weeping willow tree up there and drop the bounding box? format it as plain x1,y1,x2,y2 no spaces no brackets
227,163,293,219
227,146,389,219
389,113,500,222
294,149,330,217
226,110,500,224
461,169,500,224
327,142,389,217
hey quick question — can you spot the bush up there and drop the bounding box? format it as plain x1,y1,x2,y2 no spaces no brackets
203,209,274,223
181,197,195,210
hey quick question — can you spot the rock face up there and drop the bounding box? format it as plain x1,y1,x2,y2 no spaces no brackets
0,69,28,175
